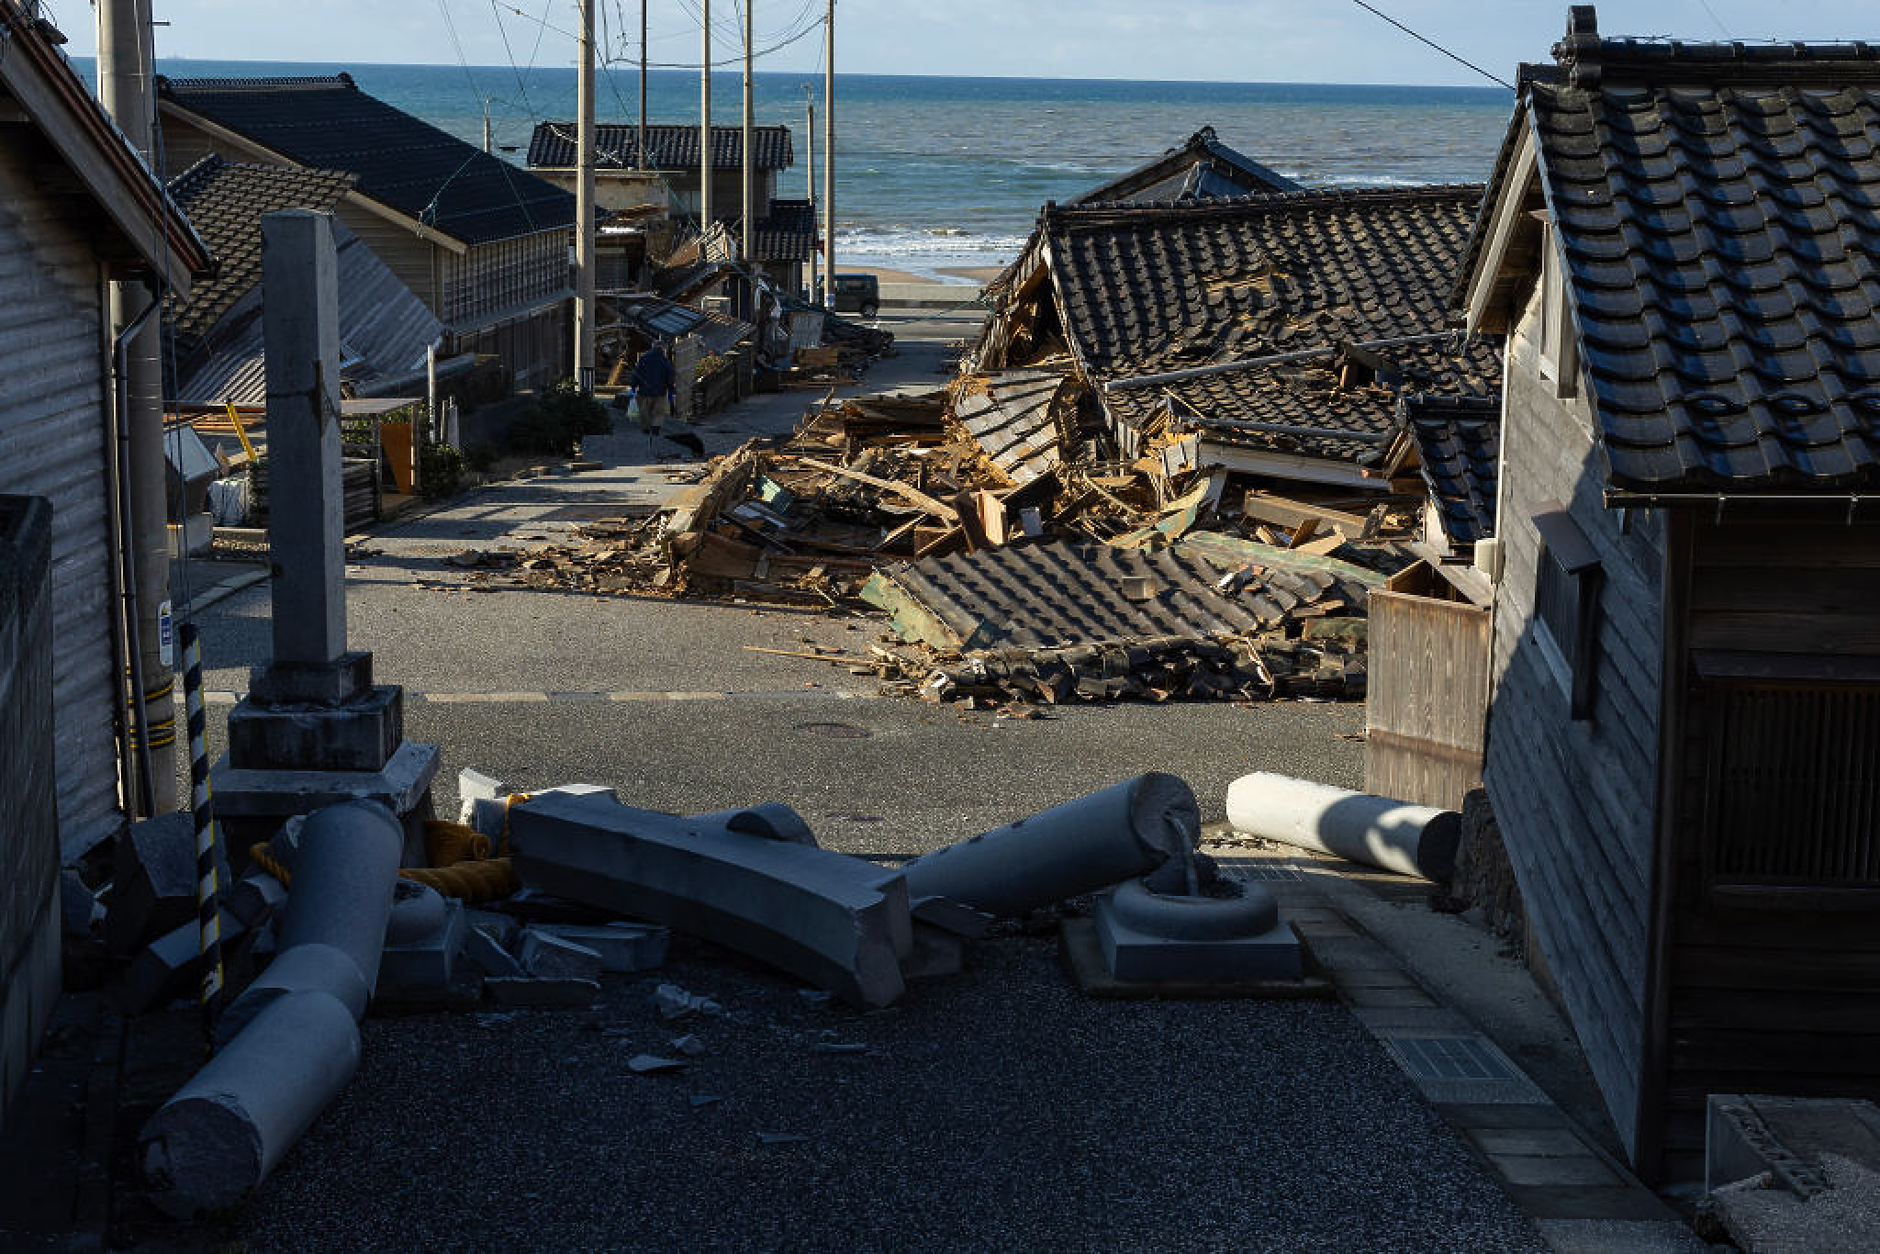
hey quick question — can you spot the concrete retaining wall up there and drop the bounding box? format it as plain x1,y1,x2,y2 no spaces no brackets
0,495,60,1131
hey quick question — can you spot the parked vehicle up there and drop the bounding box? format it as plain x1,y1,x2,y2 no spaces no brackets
828,273,879,318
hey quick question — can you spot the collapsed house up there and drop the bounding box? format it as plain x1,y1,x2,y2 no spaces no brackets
1451,7,1880,1180
157,74,578,389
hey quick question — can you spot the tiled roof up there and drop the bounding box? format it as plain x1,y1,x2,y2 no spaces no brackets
751,198,815,263
166,156,356,356
1047,187,1500,457
1070,127,1302,205
1402,393,1501,545
159,74,575,245
528,122,793,171
1506,8,1880,490
950,369,1082,485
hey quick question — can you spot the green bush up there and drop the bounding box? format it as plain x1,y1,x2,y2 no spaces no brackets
420,441,466,499
463,443,499,472
508,378,611,455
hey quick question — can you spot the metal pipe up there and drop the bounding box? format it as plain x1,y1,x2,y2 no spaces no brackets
574,0,596,390
823,0,834,293
805,87,817,302
699,0,712,234
1103,330,1458,392
741,0,754,264
1225,772,1461,882
112,294,161,818
1603,489,1874,515
637,0,648,169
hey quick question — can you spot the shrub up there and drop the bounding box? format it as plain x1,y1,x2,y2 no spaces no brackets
508,378,611,455
419,441,466,499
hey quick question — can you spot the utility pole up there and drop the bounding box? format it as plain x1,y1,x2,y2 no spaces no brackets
805,86,817,302
741,0,754,264
482,99,492,153
637,0,648,169
98,0,178,815
699,0,713,238
574,0,596,390
823,0,834,298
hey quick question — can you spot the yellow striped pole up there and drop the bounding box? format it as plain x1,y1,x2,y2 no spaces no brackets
180,623,224,1039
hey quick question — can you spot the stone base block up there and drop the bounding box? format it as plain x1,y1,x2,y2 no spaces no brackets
167,513,213,559
247,651,374,707
212,741,440,833
380,899,466,994
1093,894,1304,983
226,683,403,773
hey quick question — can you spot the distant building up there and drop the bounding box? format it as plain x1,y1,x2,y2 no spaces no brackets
158,74,576,388
166,155,443,406
1457,7,1880,1180
0,0,209,1126
1066,126,1301,205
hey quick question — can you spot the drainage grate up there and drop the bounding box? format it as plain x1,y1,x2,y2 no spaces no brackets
795,722,872,739
1386,1036,1515,1082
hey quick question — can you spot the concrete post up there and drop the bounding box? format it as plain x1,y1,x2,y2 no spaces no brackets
898,773,1200,918
98,0,177,813
260,210,344,667
574,0,596,390
140,989,361,1217
273,800,404,992
1224,772,1461,882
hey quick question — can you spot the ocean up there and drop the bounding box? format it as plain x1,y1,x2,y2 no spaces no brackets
111,58,1514,281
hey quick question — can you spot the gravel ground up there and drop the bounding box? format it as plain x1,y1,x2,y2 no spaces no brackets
224,939,1542,1252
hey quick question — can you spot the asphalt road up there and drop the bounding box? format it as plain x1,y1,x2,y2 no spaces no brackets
165,313,1543,1250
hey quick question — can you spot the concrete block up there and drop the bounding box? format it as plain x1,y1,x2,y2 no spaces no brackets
693,803,819,846
141,988,360,1218
464,925,524,977
211,740,441,822
246,651,374,706
652,983,722,1019
385,881,448,945
457,768,508,826
518,929,603,981
466,909,521,949
217,942,369,1045
108,813,214,955
225,683,404,773
903,924,966,981
276,801,404,994
119,909,247,1015
511,792,910,1008
910,896,993,939
467,796,509,841
536,923,669,973
484,976,598,1007
380,898,466,994
227,869,287,931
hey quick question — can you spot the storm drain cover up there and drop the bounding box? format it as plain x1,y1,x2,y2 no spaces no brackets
795,722,872,739
1232,864,1306,881
1385,1036,1515,1082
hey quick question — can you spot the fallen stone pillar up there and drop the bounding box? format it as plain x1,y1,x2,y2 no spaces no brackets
141,989,360,1218
510,793,910,1008
1224,772,1459,882
218,800,402,1038
898,773,1200,917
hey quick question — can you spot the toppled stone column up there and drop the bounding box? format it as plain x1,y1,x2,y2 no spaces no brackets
898,773,1200,917
510,793,910,1008
141,989,360,1218
1225,772,1460,882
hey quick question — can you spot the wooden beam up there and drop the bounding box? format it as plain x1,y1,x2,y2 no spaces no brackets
1244,489,1370,537
788,455,962,524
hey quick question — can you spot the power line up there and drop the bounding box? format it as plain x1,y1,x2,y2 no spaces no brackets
1693,0,1733,38
1347,0,1514,91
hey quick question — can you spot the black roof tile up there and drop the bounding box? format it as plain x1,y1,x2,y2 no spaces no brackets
1401,393,1501,546
1046,187,1500,457
166,155,356,356
528,122,793,171
159,74,575,246
1496,8,1880,490
1069,127,1301,206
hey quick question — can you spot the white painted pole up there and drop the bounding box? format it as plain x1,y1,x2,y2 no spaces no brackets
822,0,834,295
805,88,817,302
741,0,755,264
699,0,713,237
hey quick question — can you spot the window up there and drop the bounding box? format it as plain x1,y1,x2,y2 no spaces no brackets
1699,661,1880,904
1532,503,1602,720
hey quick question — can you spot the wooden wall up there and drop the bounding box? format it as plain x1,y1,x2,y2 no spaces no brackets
1366,577,1490,810
1655,516,1880,1176
1483,282,1667,1166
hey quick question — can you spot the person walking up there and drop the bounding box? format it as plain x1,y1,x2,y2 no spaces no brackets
626,339,677,437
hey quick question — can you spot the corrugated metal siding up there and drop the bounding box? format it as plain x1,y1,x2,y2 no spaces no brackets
1482,285,1665,1166
0,157,123,859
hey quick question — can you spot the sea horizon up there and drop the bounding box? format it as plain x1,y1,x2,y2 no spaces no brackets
83,56,1514,280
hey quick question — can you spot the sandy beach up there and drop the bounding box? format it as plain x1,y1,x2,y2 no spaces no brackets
839,263,1007,287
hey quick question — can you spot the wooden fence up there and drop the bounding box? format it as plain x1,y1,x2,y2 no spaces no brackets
1365,586,1491,810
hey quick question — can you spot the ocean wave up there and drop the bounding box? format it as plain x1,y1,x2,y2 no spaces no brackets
834,227,1031,259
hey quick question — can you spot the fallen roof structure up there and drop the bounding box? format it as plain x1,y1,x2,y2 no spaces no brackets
527,121,794,173
1067,126,1303,206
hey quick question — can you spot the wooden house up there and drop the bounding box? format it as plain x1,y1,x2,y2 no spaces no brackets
1456,6,1880,1179
157,75,576,388
0,0,209,1123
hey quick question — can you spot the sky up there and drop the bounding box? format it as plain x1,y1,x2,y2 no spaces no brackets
47,0,1880,86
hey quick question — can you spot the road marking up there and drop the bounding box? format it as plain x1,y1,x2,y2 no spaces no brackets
197,688,882,706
